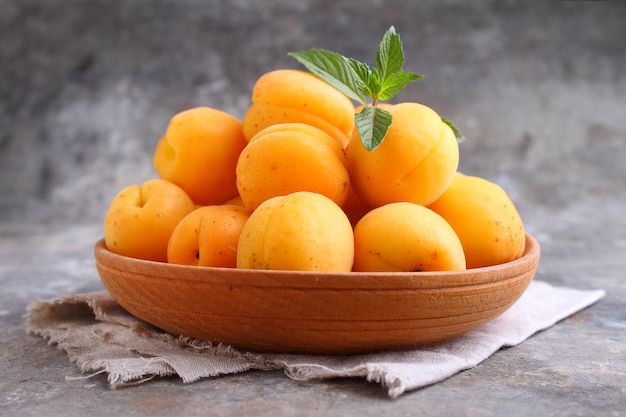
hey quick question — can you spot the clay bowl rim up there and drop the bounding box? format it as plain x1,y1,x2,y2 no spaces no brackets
94,233,540,289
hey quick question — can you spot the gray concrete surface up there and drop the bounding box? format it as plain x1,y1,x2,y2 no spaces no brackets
1,1,625,416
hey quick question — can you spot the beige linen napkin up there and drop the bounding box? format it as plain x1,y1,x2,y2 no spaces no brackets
26,280,604,398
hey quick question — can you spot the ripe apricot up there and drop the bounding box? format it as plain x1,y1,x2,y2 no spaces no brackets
346,102,459,208
103,178,196,262
153,106,247,206
222,194,246,208
428,173,526,268
242,69,356,148
237,191,354,272
353,202,466,272
236,123,350,211
167,205,251,267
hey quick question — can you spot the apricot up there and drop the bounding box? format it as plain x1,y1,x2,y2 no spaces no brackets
346,102,459,208
104,178,196,262
353,202,466,272
242,69,356,148
236,123,350,211
153,106,247,206
237,191,354,272
167,205,251,267
222,194,246,208
428,173,526,268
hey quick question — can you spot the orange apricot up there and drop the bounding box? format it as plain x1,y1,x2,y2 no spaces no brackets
222,194,246,208
103,178,196,262
242,69,356,148
167,205,251,267
428,173,526,268
236,123,350,211
353,202,466,272
153,106,247,206
346,102,459,208
237,191,354,272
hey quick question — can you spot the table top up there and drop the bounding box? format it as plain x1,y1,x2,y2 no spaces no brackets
1,197,624,416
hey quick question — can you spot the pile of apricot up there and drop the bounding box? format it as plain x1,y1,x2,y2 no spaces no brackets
104,69,525,273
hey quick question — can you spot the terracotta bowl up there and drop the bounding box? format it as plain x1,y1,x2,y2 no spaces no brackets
94,233,540,355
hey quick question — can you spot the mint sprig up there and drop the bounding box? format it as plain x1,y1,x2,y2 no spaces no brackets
289,26,420,151
289,26,465,151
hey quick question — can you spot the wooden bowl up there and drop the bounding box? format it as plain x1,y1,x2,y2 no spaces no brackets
94,233,540,355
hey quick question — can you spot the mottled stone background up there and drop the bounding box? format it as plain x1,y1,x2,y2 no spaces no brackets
2,3,626,414
1,0,625,225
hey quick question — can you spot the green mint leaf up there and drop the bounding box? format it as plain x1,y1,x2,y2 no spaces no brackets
355,106,393,151
378,71,423,101
376,26,404,81
441,116,466,144
288,49,367,105
347,58,378,98
376,26,423,101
